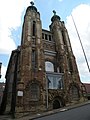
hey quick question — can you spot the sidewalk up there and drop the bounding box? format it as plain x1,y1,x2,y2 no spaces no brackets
0,100,90,120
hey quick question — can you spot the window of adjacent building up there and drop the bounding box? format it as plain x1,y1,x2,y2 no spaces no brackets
45,61,54,72
32,50,36,69
33,21,36,36
30,83,39,101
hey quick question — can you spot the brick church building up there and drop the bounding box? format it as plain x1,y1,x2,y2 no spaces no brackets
0,2,85,114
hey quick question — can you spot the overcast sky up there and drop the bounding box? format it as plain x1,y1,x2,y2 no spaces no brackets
0,0,90,83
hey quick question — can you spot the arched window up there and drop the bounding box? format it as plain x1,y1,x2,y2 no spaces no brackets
45,61,54,72
33,21,36,36
30,83,39,101
70,85,79,100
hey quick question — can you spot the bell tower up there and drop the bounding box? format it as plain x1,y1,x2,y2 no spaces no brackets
18,2,45,111
49,11,82,101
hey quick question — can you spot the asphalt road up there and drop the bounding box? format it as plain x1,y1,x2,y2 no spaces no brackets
34,104,90,120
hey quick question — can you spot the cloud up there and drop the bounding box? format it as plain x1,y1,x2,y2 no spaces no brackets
66,4,90,83
0,0,33,82
0,0,32,55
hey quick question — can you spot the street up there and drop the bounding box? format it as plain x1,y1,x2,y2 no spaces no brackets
34,104,90,120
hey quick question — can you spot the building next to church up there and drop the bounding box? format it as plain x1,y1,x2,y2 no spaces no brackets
0,2,86,115
83,83,90,100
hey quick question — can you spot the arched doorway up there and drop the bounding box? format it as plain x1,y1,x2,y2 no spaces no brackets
53,99,61,109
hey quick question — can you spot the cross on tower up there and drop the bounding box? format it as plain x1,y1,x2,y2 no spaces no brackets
53,10,56,15
30,1,34,6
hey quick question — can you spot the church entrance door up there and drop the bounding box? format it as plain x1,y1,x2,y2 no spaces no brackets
53,99,61,109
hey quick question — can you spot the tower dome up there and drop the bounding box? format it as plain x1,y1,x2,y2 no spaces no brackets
51,10,61,22
26,1,37,13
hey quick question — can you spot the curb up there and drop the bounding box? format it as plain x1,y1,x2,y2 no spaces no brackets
28,101,90,120
0,101,90,120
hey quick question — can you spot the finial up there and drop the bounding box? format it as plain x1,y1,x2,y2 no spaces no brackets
30,1,34,6
53,10,56,15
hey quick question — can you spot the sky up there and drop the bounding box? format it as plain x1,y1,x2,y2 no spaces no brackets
0,0,90,83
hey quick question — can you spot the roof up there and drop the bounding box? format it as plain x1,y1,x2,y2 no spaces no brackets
26,6,37,13
51,15,60,22
84,83,90,93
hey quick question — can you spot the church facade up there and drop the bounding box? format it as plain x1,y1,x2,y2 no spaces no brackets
1,3,86,114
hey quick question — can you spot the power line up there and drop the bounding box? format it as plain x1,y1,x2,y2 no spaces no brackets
71,14,90,72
